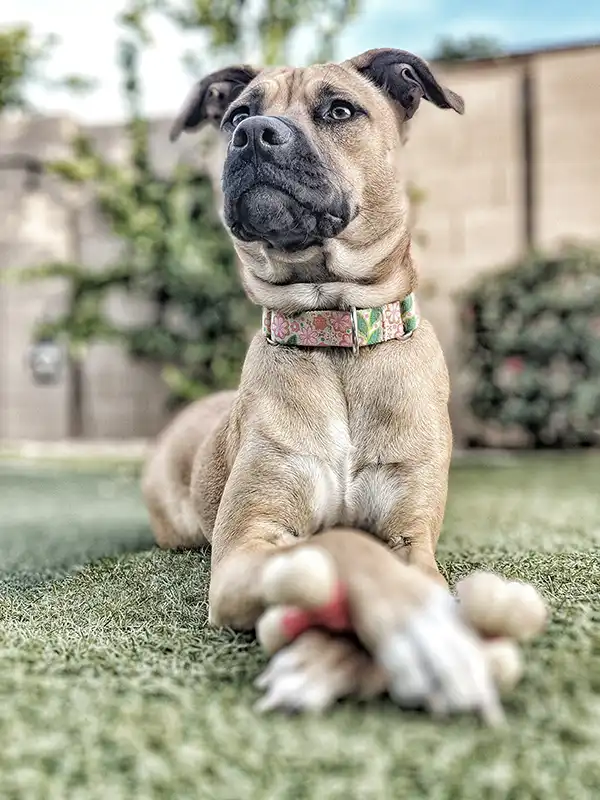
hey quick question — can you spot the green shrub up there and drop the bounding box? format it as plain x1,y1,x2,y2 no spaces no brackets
460,245,600,448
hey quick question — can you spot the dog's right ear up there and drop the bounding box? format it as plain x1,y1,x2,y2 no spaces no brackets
349,49,464,120
169,65,259,142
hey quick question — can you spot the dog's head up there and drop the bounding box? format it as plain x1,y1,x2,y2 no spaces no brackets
171,50,463,310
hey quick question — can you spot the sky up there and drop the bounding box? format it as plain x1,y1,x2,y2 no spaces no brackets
1,0,599,124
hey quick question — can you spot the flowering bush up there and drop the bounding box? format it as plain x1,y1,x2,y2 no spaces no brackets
460,245,600,448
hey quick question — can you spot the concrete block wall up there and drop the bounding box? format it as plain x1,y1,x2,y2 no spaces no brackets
1,42,599,442
533,48,600,248
0,114,210,440
0,116,77,440
406,59,527,442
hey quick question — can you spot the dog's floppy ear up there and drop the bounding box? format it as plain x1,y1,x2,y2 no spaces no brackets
170,65,259,142
349,48,464,120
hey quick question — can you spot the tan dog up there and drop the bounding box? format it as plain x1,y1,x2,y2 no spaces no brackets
142,50,497,716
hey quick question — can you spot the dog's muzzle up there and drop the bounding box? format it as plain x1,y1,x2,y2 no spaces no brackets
222,116,352,252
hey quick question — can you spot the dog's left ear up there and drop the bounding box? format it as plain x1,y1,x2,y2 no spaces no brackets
170,65,259,142
349,48,464,120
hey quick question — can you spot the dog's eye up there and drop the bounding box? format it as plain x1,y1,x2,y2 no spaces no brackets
325,101,355,121
230,107,250,127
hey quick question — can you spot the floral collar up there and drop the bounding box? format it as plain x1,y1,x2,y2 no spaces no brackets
262,294,419,354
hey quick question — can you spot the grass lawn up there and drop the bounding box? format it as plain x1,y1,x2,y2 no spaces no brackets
0,456,599,799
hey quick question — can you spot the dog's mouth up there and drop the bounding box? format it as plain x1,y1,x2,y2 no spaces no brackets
226,184,349,252
222,157,352,253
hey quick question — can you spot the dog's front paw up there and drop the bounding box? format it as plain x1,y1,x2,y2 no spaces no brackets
254,630,386,714
377,587,504,725
254,529,505,722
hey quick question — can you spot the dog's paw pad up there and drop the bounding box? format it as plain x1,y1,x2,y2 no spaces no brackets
482,638,523,691
456,572,548,641
256,605,304,655
261,547,337,608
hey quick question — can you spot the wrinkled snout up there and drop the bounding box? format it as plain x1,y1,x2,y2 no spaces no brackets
222,115,353,252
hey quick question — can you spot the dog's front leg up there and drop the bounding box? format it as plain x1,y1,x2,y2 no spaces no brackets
208,520,295,630
207,451,327,630
373,458,451,588
390,515,448,587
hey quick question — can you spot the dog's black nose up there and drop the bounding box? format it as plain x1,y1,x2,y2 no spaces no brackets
231,116,292,152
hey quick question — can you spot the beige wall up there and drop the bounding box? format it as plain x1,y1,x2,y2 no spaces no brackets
1,43,599,443
406,59,527,441
534,48,600,248
0,118,75,440
0,116,201,440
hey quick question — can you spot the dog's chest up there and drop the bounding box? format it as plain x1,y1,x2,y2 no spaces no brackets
311,413,404,533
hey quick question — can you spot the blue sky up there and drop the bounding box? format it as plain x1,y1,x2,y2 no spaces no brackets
339,0,600,56
1,0,599,122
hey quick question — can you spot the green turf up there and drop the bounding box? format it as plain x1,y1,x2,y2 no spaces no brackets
0,456,599,799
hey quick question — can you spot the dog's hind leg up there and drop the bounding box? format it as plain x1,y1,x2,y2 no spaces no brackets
141,391,237,549
142,459,207,549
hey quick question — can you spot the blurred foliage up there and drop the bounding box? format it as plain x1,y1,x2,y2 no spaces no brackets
433,35,505,63
460,245,600,448
23,33,255,403
0,25,95,114
22,0,359,406
120,0,359,66
0,26,44,111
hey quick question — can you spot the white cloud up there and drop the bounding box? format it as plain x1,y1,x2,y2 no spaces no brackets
1,0,196,122
1,0,443,122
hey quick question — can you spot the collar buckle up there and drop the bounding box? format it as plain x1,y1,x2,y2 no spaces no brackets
350,307,360,355
263,310,277,346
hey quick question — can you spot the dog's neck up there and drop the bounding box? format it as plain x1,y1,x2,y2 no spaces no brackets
236,222,417,315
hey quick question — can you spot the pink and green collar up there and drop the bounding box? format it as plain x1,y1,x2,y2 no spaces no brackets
262,294,419,353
